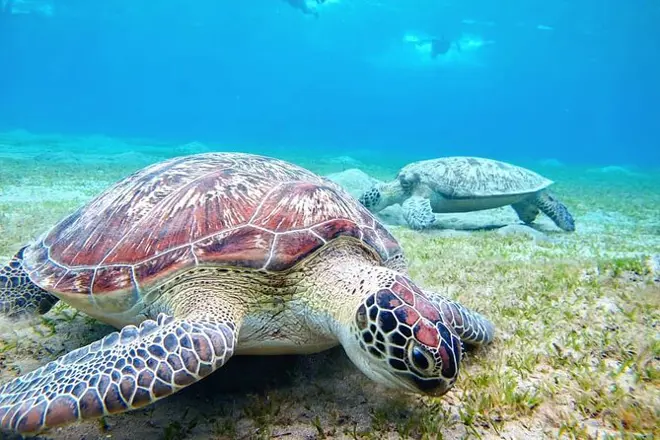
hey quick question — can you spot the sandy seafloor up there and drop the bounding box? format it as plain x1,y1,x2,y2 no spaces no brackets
0,131,658,440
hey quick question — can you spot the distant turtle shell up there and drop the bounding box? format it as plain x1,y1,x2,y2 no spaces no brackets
23,153,401,298
399,157,554,199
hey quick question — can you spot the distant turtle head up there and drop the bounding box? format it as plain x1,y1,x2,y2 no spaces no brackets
358,181,406,213
344,275,462,397
358,185,384,211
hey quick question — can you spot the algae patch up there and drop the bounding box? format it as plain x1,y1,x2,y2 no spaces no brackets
0,139,658,439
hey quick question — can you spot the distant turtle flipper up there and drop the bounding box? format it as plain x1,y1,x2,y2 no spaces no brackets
511,200,540,225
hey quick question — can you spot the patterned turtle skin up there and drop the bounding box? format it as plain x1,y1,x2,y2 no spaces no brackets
358,156,576,231
0,153,494,435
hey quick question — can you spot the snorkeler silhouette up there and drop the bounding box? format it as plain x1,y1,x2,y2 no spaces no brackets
283,0,326,17
1,0,13,16
420,36,462,58
0,0,12,27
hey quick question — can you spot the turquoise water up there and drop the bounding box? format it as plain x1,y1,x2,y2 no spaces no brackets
1,0,658,168
0,0,658,253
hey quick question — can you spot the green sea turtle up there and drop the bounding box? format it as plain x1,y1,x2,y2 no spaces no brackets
0,153,494,435
358,156,575,232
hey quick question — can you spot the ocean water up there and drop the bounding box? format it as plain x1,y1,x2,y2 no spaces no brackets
1,0,658,167
1,2,659,440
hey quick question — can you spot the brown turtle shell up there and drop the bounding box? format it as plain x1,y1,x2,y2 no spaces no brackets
23,153,401,298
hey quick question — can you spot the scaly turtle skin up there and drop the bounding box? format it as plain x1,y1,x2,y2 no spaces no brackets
359,156,575,231
0,153,494,436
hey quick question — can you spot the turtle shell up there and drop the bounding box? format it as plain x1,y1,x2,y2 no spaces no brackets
401,156,553,199
23,153,401,300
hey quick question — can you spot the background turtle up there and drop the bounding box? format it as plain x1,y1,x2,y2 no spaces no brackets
358,156,575,232
0,153,494,435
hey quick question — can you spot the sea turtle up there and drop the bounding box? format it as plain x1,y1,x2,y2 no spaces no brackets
0,153,494,435
358,156,575,232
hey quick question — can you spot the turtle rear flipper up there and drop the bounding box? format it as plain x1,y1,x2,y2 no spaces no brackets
0,311,240,435
533,191,575,232
0,247,59,319
402,196,435,230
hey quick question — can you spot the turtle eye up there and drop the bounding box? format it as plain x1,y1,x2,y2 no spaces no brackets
408,343,434,374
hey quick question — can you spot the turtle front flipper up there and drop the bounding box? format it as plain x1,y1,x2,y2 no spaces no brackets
402,196,435,230
422,290,494,347
0,312,239,435
511,200,540,225
0,246,59,319
533,190,575,232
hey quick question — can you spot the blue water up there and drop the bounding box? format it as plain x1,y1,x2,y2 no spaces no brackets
0,0,658,167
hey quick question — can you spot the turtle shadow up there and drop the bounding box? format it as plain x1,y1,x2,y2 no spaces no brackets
7,345,493,440
10,347,372,440
430,223,504,232
191,347,351,393
123,347,374,438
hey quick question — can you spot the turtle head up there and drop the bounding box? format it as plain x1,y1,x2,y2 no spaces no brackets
342,275,462,397
358,181,406,213
358,185,384,212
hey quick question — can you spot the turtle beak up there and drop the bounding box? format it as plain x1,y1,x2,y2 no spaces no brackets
376,370,453,397
407,375,453,396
